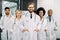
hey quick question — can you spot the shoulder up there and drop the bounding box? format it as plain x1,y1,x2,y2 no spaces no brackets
21,15,26,20
52,16,56,22
11,16,15,19
43,17,48,22
34,13,40,21
35,13,40,18
10,16,15,22
23,11,29,16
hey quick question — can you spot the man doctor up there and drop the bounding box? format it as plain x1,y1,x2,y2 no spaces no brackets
46,9,57,40
22,2,41,40
0,7,12,40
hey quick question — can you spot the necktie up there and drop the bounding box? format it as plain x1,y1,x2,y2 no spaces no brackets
30,14,32,19
49,16,51,22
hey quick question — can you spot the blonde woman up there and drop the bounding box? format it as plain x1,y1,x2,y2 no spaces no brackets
11,10,25,40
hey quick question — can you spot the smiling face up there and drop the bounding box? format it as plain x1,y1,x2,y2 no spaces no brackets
39,10,44,17
27,2,35,13
5,9,10,15
28,4,35,13
48,9,53,16
15,10,22,18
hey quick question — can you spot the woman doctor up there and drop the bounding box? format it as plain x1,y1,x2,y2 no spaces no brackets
36,7,47,40
11,10,24,40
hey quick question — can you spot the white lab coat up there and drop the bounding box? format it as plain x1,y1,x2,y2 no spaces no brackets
11,16,25,40
46,16,57,40
0,15,13,40
22,11,40,40
38,17,47,40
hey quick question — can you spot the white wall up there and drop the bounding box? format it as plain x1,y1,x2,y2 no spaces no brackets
37,0,60,38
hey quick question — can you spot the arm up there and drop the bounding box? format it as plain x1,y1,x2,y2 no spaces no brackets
43,18,47,32
34,15,41,32
54,21,58,31
0,16,4,29
20,17,29,32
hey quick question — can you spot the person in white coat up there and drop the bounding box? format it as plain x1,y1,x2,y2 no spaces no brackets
22,2,41,40
11,10,25,40
46,9,57,40
36,7,47,40
0,7,12,40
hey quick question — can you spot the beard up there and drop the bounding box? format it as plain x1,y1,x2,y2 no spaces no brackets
5,13,10,15
29,11,33,13
28,10,34,13
48,15,52,16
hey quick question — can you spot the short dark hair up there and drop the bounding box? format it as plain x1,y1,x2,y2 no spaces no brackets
48,9,53,13
36,7,46,16
5,7,10,10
